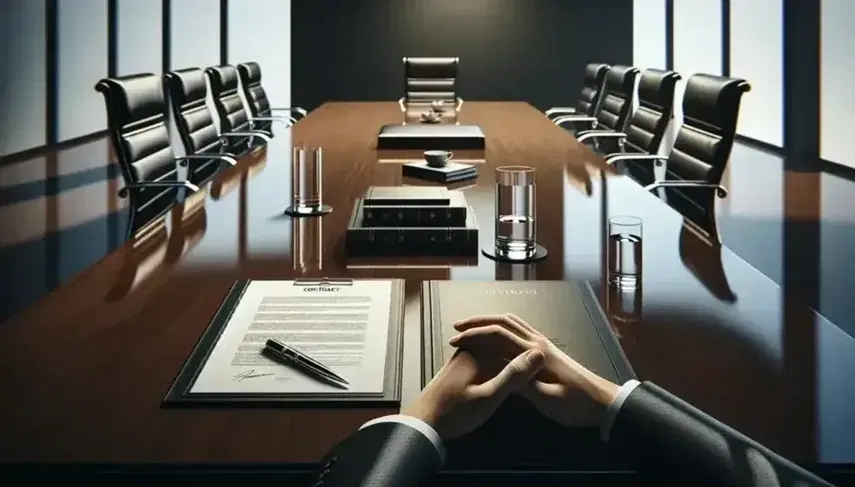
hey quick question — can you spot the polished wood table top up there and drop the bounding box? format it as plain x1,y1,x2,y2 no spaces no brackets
0,102,853,469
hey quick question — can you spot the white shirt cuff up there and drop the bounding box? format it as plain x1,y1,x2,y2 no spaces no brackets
600,379,641,443
360,414,445,464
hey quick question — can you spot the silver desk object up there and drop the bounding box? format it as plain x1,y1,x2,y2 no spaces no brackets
482,165,547,263
285,146,332,217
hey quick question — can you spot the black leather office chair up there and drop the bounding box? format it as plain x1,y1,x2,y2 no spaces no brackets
608,73,750,193
399,57,463,112
584,69,681,182
545,63,610,120
236,61,306,132
582,69,680,154
569,66,640,151
609,73,751,235
552,64,614,130
95,73,202,238
204,65,272,155
163,68,239,185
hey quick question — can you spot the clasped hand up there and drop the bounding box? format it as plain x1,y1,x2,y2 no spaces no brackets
403,314,619,440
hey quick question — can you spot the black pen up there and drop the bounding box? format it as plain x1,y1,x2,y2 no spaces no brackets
263,338,350,387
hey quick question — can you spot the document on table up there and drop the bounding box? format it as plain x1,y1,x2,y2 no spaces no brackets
191,280,392,394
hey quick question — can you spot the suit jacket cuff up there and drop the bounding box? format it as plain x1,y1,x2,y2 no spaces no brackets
361,414,445,463
600,379,641,443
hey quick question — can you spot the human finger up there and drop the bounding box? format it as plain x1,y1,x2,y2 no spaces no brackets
448,324,530,350
503,313,540,335
468,350,545,399
452,314,530,337
523,380,566,399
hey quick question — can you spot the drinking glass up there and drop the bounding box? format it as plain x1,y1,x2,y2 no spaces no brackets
607,216,643,288
292,147,323,209
494,166,537,260
287,147,330,216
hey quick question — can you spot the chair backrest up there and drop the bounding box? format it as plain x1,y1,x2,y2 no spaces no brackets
95,73,179,235
666,74,751,184
663,74,750,226
578,63,610,116
595,65,640,132
164,68,221,155
205,65,251,134
403,57,459,105
623,69,681,154
164,68,225,185
236,61,270,118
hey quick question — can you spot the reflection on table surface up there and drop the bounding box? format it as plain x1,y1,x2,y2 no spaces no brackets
0,102,852,468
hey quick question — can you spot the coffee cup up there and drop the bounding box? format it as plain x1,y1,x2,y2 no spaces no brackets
424,150,453,167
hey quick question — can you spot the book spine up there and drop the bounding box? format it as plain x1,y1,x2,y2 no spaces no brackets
346,227,479,257
362,206,467,227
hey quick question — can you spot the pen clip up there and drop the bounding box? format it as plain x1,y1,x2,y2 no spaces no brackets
293,277,354,286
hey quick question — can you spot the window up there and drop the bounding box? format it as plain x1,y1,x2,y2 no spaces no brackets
57,0,109,142
730,0,783,146
820,0,855,167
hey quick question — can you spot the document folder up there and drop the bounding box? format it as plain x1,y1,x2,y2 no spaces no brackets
419,280,635,470
164,278,406,408
420,280,634,389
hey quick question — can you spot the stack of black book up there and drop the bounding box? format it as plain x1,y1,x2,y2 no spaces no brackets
346,187,479,257
401,160,478,184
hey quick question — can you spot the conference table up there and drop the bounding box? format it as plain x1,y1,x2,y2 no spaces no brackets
0,102,852,481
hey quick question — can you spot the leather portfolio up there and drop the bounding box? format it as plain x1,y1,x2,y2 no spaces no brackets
377,124,486,150
420,280,637,469
421,280,634,412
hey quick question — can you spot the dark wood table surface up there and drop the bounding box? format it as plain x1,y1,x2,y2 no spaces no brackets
1,102,853,473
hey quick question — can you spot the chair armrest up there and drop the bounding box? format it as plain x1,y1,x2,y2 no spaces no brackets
221,131,272,142
604,153,668,166
270,106,307,117
249,117,297,129
175,153,238,167
118,180,199,198
555,115,598,127
252,116,295,125
643,180,728,198
545,107,578,117
577,131,627,143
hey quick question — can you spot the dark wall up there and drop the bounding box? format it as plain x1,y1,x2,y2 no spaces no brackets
292,0,634,111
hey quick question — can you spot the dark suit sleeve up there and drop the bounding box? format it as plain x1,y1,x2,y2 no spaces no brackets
313,421,442,487
606,381,835,487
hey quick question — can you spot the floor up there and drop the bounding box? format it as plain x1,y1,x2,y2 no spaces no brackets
1,135,854,340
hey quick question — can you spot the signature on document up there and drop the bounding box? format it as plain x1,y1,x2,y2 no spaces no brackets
233,369,275,381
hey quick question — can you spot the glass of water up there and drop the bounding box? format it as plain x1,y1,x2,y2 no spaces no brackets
608,215,643,288
494,166,537,260
292,146,323,210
